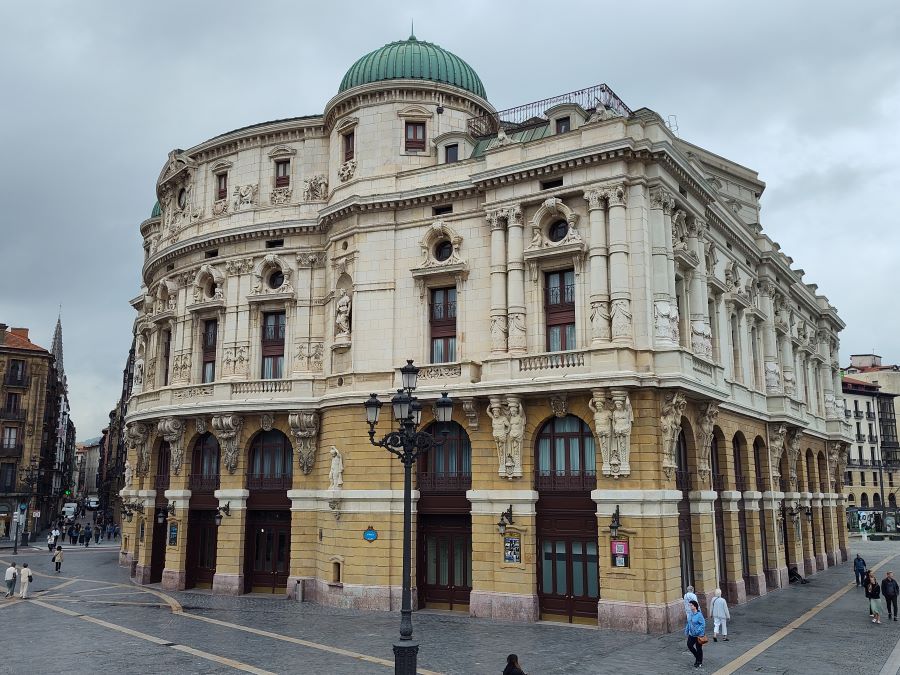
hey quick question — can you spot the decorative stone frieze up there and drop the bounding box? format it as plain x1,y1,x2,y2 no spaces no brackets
224,258,253,276
270,186,292,205
158,417,186,475
232,183,258,211
289,410,320,475
222,344,249,376
653,300,680,344
295,342,324,372
260,414,274,432
549,394,568,418
418,364,462,379
338,159,357,182
460,397,478,430
212,414,243,474
172,386,213,400
171,352,192,384
302,174,328,201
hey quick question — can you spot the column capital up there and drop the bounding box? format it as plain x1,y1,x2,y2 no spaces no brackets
649,186,676,213
583,189,606,211
607,183,627,207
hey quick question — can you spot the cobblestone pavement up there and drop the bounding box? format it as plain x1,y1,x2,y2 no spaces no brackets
1,540,899,674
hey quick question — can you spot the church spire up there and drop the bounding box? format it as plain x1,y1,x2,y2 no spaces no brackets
51,312,64,378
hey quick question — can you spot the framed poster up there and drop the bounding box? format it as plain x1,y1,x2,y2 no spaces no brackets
168,522,178,546
610,538,630,568
504,534,521,564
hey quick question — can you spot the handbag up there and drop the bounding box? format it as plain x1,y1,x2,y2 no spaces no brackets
697,635,709,645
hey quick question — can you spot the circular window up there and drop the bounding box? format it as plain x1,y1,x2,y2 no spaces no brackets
341,241,349,251
434,240,453,262
177,188,187,209
204,280,216,299
548,220,569,242
268,270,285,289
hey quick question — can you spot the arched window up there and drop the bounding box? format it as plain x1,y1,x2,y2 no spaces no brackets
861,493,869,508
190,433,220,492
248,430,292,490
890,494,897,508
732,434,746,491
419,421,471,491
155,442,171,491
676,430,690,491
535,415,595,490
874,493,882,508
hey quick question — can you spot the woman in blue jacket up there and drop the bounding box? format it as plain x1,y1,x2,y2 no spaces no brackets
685,599,707,668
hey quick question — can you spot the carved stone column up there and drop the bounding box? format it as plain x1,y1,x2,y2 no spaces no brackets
759,280,781,393
818,329,836,418
488,210,509,353
687,218,712,357
649,187,678,347
779,334,796,399
584,188,611,343
606,184,632,342
505,205,527,354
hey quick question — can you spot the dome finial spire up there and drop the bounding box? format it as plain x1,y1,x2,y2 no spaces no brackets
409,19,416,40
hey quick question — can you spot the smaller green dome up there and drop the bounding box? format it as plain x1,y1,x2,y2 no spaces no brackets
151,201,161,218
339,36,486,99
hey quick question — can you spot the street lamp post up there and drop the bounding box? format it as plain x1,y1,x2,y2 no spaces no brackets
363,360,453,675
17,457,43,550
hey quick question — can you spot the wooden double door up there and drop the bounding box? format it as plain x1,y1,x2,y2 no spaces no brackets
418,514,471,610
185,509,218,589
537,503,599,623
244,509,291,593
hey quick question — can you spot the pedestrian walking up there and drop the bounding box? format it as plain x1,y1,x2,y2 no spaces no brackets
46,532,55,552
106,523,114,540
84,524,92,548
502,654,527,675
882,571,899,621
113,524,120,540
94,526,101,545
866,572,884,624
855,554,868,586
52,546,64,573
67,525,76,546
4,563,17,598
684,585,699,620
18,563,32,599
51,526,60,547
77,527,86,546
684,599,707,669
709,589,731,641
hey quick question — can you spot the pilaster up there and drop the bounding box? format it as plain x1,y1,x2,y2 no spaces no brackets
212,489,249,595
161,489,192,590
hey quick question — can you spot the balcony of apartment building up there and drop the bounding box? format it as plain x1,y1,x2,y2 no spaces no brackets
0,440,23,459
854,409,864,419
2,371,29,388
845,409,852,419
0,405,25,422
856,433,866,442
866,411,877,421
869,434,879,444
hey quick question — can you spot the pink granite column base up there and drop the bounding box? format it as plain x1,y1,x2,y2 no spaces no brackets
815,553,827,571
840,546,848,563
161,568,186,591
133,563,152,584
598,599,684,634
725,579,747,605
803,558,816,577
212,573,243,595
469,591,539,622
744,571,767,597
765,566,788,590
826,549,838,567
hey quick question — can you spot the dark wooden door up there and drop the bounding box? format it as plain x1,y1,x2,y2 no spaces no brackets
418,514,471,610
149,517,167,584
245,510,290,593
186,510,217,589
536,510,599,622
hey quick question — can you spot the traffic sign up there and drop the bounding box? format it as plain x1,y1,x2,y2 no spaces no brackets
32,510,40,519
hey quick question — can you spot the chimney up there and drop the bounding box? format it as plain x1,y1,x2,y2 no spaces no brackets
0,323,6,345
10,327,29,340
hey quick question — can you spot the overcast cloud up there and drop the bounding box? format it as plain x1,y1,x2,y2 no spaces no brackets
1,0,898,440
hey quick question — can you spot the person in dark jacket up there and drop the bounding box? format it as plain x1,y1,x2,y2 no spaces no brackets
854,554,868,586
882,571,899,621
502,654,527,675
866,572,884,624
83,524,92,548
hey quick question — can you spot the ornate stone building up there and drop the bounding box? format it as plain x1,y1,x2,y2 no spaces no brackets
121,35,853,631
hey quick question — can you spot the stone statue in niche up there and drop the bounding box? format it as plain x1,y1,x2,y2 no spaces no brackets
131,359,144,395
765,361,781,391
335,289,352,338
123,459,133,488
660,392,687,478
506,397,525,479
328,446,344,490
487,398,510,477
589,391,613,476
654,300,679,343
611,299,632,339
611,393,633,478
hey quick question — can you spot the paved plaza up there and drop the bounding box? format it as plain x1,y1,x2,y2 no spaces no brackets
2,539,900,674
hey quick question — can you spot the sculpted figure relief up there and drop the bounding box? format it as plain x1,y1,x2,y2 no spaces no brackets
328,446,344,491
590,301,611,341
611,393,634,478
123,459,133,488
765,361,781,392
589,391,613,476
768,423,788,481
506,397,525,479
660,392,687,478
695,402,719,483
486,397,510,476
335,289,352,338
611,299,632,339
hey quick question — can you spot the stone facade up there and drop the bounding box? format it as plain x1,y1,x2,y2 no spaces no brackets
121,36,853,632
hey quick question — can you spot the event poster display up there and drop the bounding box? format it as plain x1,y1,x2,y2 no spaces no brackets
611,538,630,568
504,534,521,563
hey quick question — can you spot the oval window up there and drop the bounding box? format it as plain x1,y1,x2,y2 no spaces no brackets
177,188,187,209
548,220,569,242
434,240,453,262
268,270,285,289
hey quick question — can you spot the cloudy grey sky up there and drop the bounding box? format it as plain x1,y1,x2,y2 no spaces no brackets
1,0,898,440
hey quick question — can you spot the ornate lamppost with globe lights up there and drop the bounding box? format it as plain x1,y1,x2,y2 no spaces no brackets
363,360,453,675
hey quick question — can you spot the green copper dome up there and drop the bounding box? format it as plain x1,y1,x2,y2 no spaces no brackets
151,201,161,218
339,36,486,99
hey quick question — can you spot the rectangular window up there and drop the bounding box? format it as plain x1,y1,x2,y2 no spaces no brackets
540,177,564,190
545,269,576,352
845,471,853,486
343,131,354,162
444,144,459,163
432,204,453,216
261,312,286,379
201,319,217,383
555,116,571,134
405,122,426,151
0,462,14,491
4,393,20,413
204,249,218,259
1,427,18,449
890,473,894,488
265,239,284,249
216,173,228,200
275,160,290,187
874,472,879,486
162,329,171,386
430,287,457,364
861,472,866,486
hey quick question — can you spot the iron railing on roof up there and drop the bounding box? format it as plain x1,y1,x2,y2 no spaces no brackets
467,83,633,138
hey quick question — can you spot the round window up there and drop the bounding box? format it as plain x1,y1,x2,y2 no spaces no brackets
434,240,453,262
268,270,285,289
177,188,187,210
548,220,569,242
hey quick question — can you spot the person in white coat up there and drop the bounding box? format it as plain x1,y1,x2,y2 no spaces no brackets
683,585,698,620
709,588,731,641
18,563,32,599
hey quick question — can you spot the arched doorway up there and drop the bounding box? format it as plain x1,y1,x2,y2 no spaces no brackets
535,415,599,623
711,433,729,599
677,425,695,592
417,421,472,611
752,437,771,585
732,433,751,591
187,433,220,589
149,441,171,584
244,430,292,594
805,449,819,570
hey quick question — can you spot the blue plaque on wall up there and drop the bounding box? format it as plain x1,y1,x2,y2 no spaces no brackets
363,526,378,542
